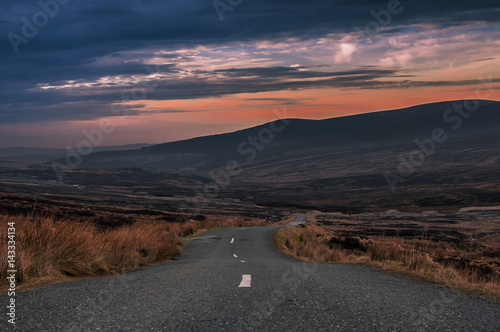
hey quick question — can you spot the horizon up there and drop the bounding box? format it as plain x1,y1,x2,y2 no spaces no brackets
1,98,497,149
1,1,499,148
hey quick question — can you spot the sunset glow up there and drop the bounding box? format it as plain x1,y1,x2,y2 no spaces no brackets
1,1,499,147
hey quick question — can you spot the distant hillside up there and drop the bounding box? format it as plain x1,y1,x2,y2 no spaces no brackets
73,100,500,173
0,144,151,163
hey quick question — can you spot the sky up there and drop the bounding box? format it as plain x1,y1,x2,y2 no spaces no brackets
0,0,499,148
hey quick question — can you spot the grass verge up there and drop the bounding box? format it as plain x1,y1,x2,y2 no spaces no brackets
273,225,500,301
1,213,265,291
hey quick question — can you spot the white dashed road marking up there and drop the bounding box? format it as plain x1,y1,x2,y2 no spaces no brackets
233,254,238,258
230,238,234,244
238,275,251,288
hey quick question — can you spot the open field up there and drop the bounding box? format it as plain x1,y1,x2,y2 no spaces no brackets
0,168,294,228
274,209,500,300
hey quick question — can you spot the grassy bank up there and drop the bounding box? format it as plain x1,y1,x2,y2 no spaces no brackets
1,213,265,291
273,225,500,301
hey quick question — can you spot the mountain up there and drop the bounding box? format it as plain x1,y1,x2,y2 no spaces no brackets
72,100,500,174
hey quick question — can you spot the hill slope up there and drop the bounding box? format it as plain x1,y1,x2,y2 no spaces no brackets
0,144,151,163
74,100,500,173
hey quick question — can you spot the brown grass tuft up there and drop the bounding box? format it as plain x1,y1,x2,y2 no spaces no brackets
274,225,500,300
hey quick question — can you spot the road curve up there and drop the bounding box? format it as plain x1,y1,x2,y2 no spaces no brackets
2,215,499,331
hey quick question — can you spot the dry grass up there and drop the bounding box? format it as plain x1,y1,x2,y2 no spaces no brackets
274,225,500,301
0,213,265,291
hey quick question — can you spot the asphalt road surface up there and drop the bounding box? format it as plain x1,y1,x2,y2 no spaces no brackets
2,215,499,331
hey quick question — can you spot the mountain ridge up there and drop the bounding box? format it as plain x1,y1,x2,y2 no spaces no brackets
58,99,500,172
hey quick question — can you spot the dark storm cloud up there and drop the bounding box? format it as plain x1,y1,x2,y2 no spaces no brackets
0,66,401,123
0,0,499,123
3,64,499,124
212,67,396,79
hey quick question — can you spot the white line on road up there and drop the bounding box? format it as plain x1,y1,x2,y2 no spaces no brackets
230,238,234,244
233,254,238,258
238,275,251,288
191,235,219,240
240,260,246,263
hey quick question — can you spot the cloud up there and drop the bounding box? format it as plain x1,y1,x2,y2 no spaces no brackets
0,0,499,146
335,43,357,63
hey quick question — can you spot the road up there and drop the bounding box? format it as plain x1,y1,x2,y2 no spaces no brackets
2,215,499,331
